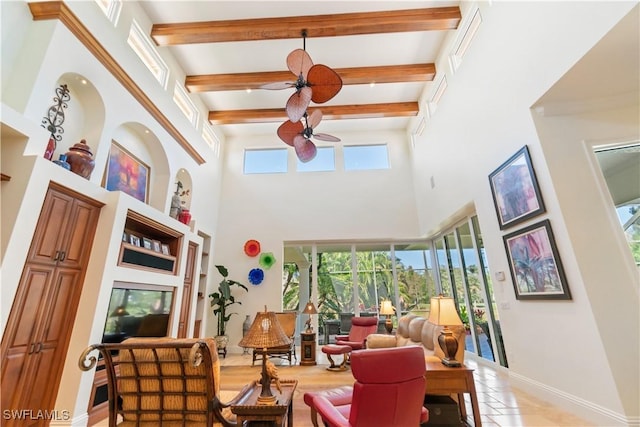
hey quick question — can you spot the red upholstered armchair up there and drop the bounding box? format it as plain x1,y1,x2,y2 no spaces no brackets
335,316,378,350
311,346,428,427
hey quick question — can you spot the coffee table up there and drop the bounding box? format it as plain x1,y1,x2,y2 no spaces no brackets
230,379,297,426
425,361,482,426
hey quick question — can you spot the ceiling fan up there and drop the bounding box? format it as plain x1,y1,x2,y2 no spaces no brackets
277,110,340,162
262,31,343,123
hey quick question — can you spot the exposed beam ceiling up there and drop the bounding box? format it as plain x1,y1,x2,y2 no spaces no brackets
209,102,419,125
158,7,459,127
186,63,436,92
151,7,461,45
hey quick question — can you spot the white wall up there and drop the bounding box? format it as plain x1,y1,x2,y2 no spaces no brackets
411,1,639,424
211,130,421,349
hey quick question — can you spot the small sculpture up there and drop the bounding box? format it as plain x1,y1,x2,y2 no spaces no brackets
170,181,182,219
262,360,282,394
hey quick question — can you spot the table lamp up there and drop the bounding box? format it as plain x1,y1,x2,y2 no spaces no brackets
428,296,463,367
379,300,395,334
302,301,318,333
238,307,292,405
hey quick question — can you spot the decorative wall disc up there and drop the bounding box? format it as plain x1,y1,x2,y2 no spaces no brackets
248,268,264,285
259,252,276,269
244,240,261,257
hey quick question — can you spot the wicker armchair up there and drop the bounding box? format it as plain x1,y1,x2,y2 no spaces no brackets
79,337,249,427
252,311,297,365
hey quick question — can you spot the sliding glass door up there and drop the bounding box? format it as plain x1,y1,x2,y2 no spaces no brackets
432,216,508,367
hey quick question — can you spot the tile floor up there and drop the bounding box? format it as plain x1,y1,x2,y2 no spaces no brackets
222,348,595,427
444,357,594,426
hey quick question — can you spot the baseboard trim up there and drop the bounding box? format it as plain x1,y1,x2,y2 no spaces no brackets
508,371,634,426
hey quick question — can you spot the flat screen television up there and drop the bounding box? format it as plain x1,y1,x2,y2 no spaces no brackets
102,283,174,344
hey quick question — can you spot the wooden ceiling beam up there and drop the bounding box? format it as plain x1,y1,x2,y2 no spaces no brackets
186,63,436,92
152,7,461,45
208,102,419,125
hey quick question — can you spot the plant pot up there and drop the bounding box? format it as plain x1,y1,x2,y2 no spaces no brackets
214,335,229,349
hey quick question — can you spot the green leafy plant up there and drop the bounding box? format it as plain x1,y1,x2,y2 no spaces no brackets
209,265,248,336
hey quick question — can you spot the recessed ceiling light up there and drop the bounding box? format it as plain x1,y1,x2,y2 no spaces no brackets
246,88,252,94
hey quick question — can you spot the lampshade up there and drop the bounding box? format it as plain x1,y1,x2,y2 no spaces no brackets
303,301,318,315
238,309,292,350
428,296,463,326
379,300,394,316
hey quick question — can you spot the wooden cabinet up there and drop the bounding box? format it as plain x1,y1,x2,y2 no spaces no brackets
118,210,183,274
300,332,317,365
0,184,101,425
177,242,198,338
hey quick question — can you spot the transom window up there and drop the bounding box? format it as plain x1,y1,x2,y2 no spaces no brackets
244,149,288,174
297,147,335,172
344,144,389,170
127,20,169,88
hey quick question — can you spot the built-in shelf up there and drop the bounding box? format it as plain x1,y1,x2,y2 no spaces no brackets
118,210,183,275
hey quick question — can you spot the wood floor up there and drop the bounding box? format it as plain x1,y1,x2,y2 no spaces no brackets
219,347,594,427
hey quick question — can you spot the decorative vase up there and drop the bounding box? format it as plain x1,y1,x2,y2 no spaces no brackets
178,209,191,225
65,139,95,179
53,154,71,170
44,136,56,161
242,315,251,354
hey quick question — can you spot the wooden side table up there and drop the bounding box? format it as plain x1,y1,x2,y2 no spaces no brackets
231,379,297,427
425,362,482,427
300,332,316,365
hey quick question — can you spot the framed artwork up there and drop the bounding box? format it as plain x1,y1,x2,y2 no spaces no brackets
104,141,150,203
129,234,141,247
142,237,153,250
489,145,545,229
152,240,161,253
161,244,170,256
503,219,571,300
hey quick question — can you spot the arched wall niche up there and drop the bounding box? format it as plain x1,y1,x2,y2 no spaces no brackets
45,73,105,182
110,122,170,212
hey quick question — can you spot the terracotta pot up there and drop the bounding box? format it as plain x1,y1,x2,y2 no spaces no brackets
65,139,95,179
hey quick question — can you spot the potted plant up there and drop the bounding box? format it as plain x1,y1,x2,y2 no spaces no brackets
209,265,248,351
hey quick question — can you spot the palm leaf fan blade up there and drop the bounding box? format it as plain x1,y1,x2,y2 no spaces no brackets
313,133,341,142
293,135,317,162
307,109,323,128
307,65,343,103
260,82,294,90
277,120,304,146
286,86,312,123
286,48,313,78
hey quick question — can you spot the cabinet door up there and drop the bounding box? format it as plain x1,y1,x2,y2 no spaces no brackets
26,188,73,265
177,242,197,338
0,265,53,412
24,267,82,413
57,198,101,269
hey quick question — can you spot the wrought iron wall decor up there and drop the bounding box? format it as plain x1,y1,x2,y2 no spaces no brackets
41,84,71,160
